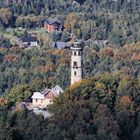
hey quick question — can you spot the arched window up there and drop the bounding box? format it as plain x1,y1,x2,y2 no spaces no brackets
74,71,76,75
74,51,77,55
73,61,77,67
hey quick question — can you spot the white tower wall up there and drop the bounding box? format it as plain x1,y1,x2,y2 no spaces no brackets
71,42,83,85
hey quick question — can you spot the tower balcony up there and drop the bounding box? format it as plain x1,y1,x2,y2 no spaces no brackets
70,40,83,50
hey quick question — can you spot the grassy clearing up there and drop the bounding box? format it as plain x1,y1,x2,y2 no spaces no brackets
0,28,48,45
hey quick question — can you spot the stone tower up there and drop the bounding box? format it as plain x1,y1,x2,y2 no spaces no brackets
71,40,83,85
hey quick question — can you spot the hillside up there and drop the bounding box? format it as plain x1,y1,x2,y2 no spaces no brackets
48,73,140,140
0,39,140,97
0,0,140,45
0,0,140,140
1,73,140,139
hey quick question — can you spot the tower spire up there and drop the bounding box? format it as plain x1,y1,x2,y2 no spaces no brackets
70,40,83,85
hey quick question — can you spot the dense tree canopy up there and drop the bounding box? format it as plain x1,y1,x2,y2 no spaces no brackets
1,72,140,140
47,73,140,140
1,0,140,45
0,0,140,140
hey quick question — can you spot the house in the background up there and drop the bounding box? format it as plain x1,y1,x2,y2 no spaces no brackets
51,42,67,49
18,35,39,48
31,85,64,108
5,0,24,4
85,39,109,48
44,19,63,33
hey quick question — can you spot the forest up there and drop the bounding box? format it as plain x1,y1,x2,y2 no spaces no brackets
0,0,140,45
0,0,140,140
1,73,140,140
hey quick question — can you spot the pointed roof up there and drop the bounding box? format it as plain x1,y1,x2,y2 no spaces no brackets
31,85,64,99
53,85,64,93
46,19,62,25
31,92,44,99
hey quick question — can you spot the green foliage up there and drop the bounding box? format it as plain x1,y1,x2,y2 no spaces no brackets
0,35,10,48
1,0,140,45
109,32,122,47
5,84,32,104
0,1,140,140
0,106,49,140
0,65,140,140
0,45,70,96
47,73,140,140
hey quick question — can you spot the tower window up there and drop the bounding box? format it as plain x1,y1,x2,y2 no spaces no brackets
74,52,77,55
73,61,77,67
78,51,81,55
74,71,76,75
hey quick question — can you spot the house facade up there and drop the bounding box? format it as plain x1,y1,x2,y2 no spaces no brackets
44,19,63,33
31,85,64,108
18,35,38,48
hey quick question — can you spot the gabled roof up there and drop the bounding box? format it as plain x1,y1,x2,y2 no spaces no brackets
50,89,60,96
41,88,60,96
19,36,38,43
46,19,62,25
32,92,44,99
52,42,66,49
53,85,64,93
31,85,64,99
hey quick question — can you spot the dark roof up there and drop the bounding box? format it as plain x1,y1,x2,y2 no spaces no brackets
46,19,62,25
41,88,50,95
52,42,66,49
19,36,38,42
41,88,59,96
